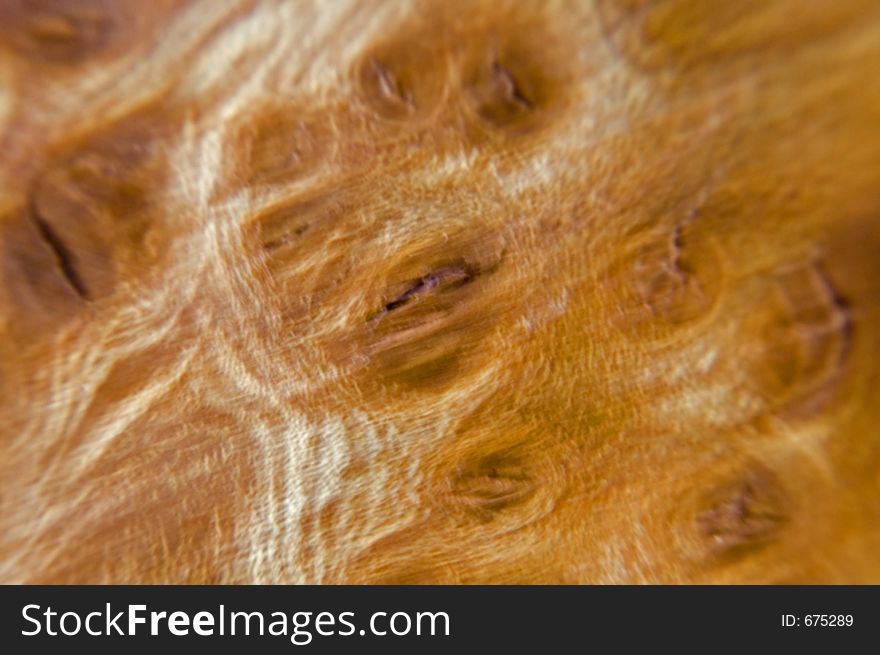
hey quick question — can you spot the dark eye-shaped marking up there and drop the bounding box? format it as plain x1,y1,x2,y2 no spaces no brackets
459,17,576,138
610,216,722,336
4,112,170,322
630,223,696,318
28,198,90,300
360,260,491,389
2,206,85,322
340,232,505,391
356,32,449,123
364,58,413,111
466,57,534,127
446,441,566,534
26,142,153,301
452,449,536,520
696,466,788,559
380,264,475,314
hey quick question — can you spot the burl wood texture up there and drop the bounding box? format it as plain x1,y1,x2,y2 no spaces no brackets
0,0,879,584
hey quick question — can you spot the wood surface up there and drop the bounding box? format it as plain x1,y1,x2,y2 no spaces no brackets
1,0,879,583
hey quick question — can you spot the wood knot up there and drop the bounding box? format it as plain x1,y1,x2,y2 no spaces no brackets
749,261,852,418
357,234,504,390
0,0,183,65
697,466,788,559
2,0,116,62
235,105,331,186
356,31,449,122
12,114,170,307
465,56,534,127
611,217,722,334
452,448,537,521
447,441,564,534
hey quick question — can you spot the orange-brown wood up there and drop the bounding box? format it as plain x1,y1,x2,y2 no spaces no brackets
1,0,879,583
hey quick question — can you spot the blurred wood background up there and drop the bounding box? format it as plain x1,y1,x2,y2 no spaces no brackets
0,0,879,583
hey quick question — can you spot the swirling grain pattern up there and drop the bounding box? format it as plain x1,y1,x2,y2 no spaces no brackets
1,0,879,583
